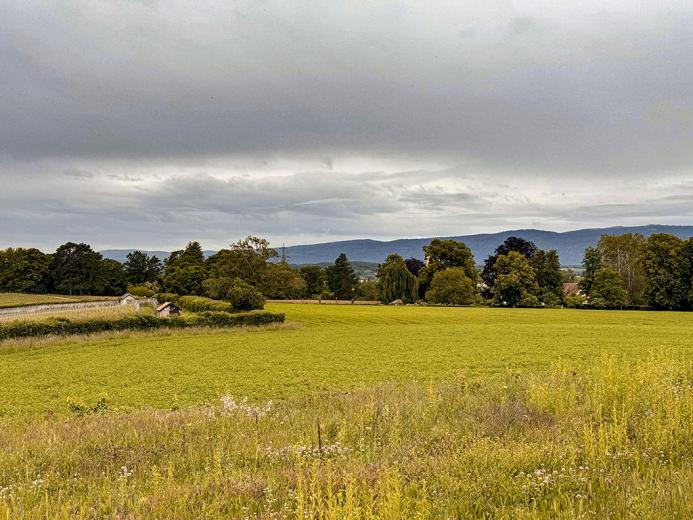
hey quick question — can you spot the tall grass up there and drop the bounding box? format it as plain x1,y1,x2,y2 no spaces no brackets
0,304,149,323
0,354,689,518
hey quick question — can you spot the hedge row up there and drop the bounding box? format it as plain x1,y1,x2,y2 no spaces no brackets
0,311,285,340
154,293,238,313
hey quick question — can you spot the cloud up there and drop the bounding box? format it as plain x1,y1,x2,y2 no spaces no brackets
0,1,692,249
2,1,692,173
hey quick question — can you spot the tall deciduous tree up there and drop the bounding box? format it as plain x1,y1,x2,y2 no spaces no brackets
596,233,645,305
261,261,306,299
640,234,688,310
419,239,476,297
579,246,602,296
298,265,327,298
482,237,537,293
378,254,418,304
326,253,358,300
205,236,277,288
425,267,475,305
124,250,162,284
492,251,539,307
590,268,626,308
404,257,425,277
48,242,105,295
531,249,563,301
0,248,50,293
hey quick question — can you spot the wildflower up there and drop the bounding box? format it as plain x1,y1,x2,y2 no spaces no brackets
220,395,272,419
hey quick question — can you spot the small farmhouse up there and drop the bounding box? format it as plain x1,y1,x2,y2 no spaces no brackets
156,302,181,318
562,282,582,297
119,293,137,305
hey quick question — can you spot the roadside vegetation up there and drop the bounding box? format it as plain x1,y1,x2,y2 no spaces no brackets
0,351,689,518
1,231,691,312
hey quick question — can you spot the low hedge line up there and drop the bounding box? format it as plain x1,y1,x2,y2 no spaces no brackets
0,311,285,340
154,294,238,313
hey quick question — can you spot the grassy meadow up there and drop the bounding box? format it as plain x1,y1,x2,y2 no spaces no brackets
0,293,116,308
0,303,691,518
0,303,151,324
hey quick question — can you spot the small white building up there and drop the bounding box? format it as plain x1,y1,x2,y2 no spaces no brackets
156,302,181,318
119,293,137,306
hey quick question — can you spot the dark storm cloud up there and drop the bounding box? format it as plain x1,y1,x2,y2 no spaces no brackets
2,1,692,173
1,1,692,249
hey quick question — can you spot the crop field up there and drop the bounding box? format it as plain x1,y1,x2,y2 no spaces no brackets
0,303,151,324
0,304,691,518
0,292,116,308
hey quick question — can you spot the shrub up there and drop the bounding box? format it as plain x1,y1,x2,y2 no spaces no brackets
155,293,180,304
541,292,562,308
564,294,586,308
0,311,285,340
127,283,158,297
425,268,475,305
177,295,233,313
226,279,265,311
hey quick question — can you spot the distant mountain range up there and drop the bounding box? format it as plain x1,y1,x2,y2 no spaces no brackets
101,224,693,267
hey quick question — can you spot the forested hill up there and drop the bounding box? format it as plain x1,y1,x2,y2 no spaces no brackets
101,224,693,267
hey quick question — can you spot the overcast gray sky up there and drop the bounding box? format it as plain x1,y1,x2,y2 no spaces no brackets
1,0,692,251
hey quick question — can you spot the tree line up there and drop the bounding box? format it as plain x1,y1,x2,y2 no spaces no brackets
0,232,691,310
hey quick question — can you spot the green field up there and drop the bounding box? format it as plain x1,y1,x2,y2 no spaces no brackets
1,304,691,416
0,292,116,308
1,304,691,518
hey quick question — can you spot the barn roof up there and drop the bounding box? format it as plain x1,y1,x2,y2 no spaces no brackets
156,301,176,312
563,282,581,297
119,293,135,300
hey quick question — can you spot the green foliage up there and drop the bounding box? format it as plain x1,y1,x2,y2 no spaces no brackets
0,306,690,518
0,310,284,340
165,241,206,269
590,268,626,308
492,252,540,307
354,279,380,301
482,236,537,292
326,253,358,300
124,251,162,284
580,246,602,295
531,249,563,302
640,234,689,310
177,295,233,313
298,265,326,298
378,254,418,304
201,278,265,310
225,279,266,311
564,294,586,308
67,396,108,416
404,257,425,276
425,267,475,305
0,248,50,293
261,262,305,299
154,292,179,304
127,282,158,297
48,242,112,294
596,233,645,305
163,264,207,296
419,239,476,297
206,236,277,289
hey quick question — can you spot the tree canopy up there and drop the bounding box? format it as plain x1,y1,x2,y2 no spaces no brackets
378,254,418,304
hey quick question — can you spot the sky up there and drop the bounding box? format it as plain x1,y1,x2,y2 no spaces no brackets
1,0,692,251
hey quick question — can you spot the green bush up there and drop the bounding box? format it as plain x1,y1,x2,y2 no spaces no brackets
127,283,158,297
0,311,285,340
425,268,475,305
177,295,233,313
226,278,265,310
155,293,180,304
